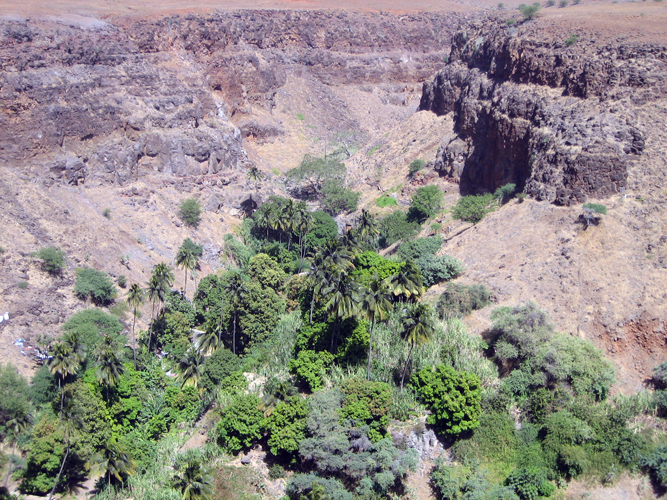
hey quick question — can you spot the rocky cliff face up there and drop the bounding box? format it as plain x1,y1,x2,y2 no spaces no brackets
419,19,663,204
0,10,464,187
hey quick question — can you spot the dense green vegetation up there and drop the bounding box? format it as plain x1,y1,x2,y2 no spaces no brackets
34,247,66,276
4,180,666,500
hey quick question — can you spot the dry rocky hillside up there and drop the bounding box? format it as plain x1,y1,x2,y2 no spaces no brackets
0,0,666,402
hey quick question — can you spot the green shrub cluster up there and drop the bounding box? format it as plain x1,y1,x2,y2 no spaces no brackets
35,246,66,275
74,267,117,305
452,194,495,223
436,283,491,318
178,198,202,227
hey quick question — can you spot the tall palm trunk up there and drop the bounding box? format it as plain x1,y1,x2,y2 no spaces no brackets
218,297,224,349
183,267,188,296
310,293,315,324
131,309,137,370
48,442,70,500
148,301,156,354
400,342,416,390
232,313,237,355
366,318,375,381
3,439,16,487
59,377,64,422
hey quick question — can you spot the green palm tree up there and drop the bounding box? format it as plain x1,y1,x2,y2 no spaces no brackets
193,327,219,356
147,263,174,353
400,303,436,389
49,342,81,419
247,165,263,191
48,400,83,500
3,412,33,488
323,269,360,353
126,283,145,369
89,441,136,489
357,209,380,241
358,279,392,381
387,261,423,303
177,349,204,392
224,271,246,355
279,199,296,251
94,336,125,400
172,460,213,500
175,247,199,296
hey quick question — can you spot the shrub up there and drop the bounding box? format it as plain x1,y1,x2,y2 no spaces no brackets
201,349,241,394
340,378,392,441
63,308,123,353
518,2,541,19
411,365,482,436
505,467,553,500
408,159,426,177
452,194,494,223
408,185,444,223
379,211,421,248
498,1,505,8
583,203,607,215
74,267,117,305
216,394,264,454
35,246,66,275
287,155,346,198
516,193,527,203
289,350,334,392
17,281,28,289
178,198,202,228
559,0,567,6
352,251,403,284
396,236,443,261
436,283,491,318
546,0,555,5
268,464,286,480
565,34,579,46
416,254,464,288
265,396,309,461
494,183,516,204
321,179,360,215
304,210,339,250
117,275,127,288
376,194,398,208
102,208,111,218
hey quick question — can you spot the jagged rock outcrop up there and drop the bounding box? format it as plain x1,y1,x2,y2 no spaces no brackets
419,20,662,204
0,10,465,186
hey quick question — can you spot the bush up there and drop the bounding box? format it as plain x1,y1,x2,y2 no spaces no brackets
408,159,426,177
379,211,421,248
436,283,491,318
396,236,443,261
565,34,579,46
74,267,117,305
518,2,541,19
411,365,482,436
269,464,286,480
201,349,241,394
408,185,444,223
505,467,553,500
559,0,567,6
340,378,392,441
117,275,127,288
178,198,202,228
102,208,111,218
289,350,334,392
35,246,66,275
63,308,123,353
321,179,360,215
494,183,516,204
265,396,309,461
304,211,339,249
583,203,607,215
452,194,494,223
416,254,464,288
216,394,264,454
352,251,403,284
17,281,28,289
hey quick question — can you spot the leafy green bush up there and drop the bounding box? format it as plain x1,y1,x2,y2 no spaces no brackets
494,183,516,204
379,211,421,248
396,236,443,261
17,281,28,289
35,246,66,275
74,267,117,305
340,378,392,441
518,2,541,19
416,254,463,288
304,211,339,250
0,364,31,431
265,396,309,462
63,308,123,353
436,283,491,318
289,350,334,392
452,194,495,224
408,185,444,223
411,365,482,436
583,203,607,215
216,394,264,454
639,446,667,486
102,208,111,219
352,251,403,284
117,275,127,288
201,349,240,394
268,464,287,480
376,194,398,208
178,198,202,228
505,467,553,500
408,159,426,177
320,179,360,215
565,34,579,46
431,460,520,500
287,155,346,198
